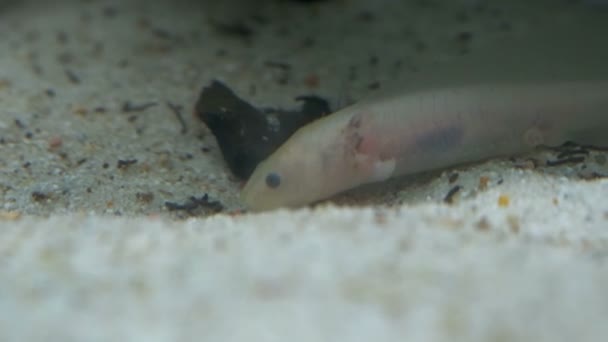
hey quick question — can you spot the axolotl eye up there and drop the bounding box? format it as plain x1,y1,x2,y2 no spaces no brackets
265,172,281,189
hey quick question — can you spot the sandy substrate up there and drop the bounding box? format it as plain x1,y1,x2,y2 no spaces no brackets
0,0,607,341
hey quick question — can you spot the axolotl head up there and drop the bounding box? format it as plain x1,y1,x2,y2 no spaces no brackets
240,112,397,211
240,124,351,211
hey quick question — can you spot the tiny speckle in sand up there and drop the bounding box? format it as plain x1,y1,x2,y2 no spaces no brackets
498,195,510,207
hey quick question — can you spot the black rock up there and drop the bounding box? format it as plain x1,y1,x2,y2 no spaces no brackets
195,80,331,179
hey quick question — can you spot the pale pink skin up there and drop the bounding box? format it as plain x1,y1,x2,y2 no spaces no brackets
241,81,608,211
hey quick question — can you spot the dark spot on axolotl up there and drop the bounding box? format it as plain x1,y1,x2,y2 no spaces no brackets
414,124,464,152
342,114,365,157
347,115,361,129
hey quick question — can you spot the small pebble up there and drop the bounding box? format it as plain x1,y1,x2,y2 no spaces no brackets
498,195,510,207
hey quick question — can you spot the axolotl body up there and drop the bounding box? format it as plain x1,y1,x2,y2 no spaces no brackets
241,81,608,211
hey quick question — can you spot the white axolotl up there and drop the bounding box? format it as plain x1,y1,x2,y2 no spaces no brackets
241,81,608,211
241,20,608,212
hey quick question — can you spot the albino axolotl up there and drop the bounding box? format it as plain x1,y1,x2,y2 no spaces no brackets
240,80,608,211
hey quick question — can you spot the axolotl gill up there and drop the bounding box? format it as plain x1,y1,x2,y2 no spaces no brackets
241,81,608,211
